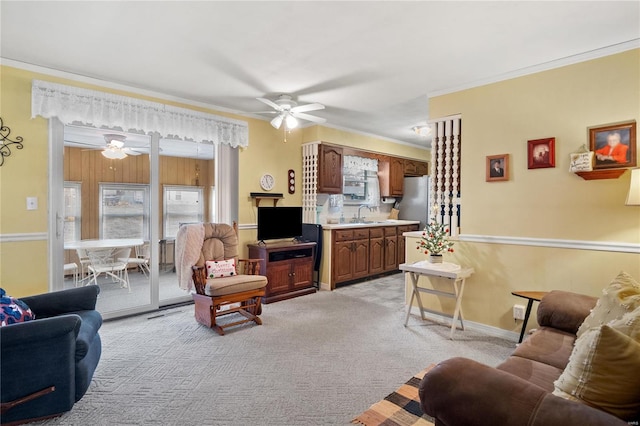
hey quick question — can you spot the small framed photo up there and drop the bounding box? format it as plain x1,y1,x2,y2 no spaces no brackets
486,154,509,182
589,120,636,169
527,137,555,169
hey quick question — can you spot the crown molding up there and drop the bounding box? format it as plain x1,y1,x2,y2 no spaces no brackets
428,39,640,98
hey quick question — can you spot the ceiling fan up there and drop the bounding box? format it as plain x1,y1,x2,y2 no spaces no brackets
256,94,326,129
100,134,143,159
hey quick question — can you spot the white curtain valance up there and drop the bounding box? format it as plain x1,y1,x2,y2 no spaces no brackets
31,80,248,148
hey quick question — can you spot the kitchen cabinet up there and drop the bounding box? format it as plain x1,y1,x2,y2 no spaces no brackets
397,224,420,265
389,157,405,196
404,159,429,176
317,144,343,194
248,241,316,303
379,156,405,197
332,228,369,284
329,222,420,288
383,226,398,271
368,227,384,275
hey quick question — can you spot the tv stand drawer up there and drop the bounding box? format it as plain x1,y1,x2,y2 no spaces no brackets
268,248,313,262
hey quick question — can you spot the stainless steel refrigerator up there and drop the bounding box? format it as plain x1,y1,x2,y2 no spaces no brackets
397,176,429,229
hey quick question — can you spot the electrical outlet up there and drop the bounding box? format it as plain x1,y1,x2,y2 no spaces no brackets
26,197,38,210
513,304,526,320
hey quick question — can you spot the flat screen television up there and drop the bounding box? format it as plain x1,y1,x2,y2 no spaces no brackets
257,207,303,242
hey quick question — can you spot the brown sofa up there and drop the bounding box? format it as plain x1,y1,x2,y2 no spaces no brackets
419,290,633,426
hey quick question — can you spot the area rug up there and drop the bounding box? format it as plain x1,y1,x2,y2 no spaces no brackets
351,364,436,426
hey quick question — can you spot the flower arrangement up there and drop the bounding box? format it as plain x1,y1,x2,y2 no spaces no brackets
416,219,454,256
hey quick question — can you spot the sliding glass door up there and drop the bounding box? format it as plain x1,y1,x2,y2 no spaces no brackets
52,122,223,319
60,126,154,317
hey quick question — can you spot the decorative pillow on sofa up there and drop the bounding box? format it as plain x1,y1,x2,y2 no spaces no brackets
553,306,640,420
576,271,640,338
0,288,35,326
205,259,236,279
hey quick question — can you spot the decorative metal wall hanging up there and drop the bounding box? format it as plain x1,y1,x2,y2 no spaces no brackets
0,117,24,167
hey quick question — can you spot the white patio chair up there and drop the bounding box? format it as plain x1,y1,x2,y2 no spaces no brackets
120,243,150,277
76,248,92,285
87,247,131,292
64,262,78,286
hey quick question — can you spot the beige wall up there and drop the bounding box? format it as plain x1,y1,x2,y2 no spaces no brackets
0,64,426,297
410,49,640,335
302,126,429,161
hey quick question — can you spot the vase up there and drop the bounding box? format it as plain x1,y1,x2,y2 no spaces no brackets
428,254,443,264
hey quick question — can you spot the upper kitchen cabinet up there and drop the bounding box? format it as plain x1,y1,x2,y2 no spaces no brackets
317,144,343,194
404,159,429,176
379,156,404,197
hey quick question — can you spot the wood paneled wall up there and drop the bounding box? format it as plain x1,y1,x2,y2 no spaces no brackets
64,147,214,241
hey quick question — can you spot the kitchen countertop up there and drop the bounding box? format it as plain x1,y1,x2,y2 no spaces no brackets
321,219,420,230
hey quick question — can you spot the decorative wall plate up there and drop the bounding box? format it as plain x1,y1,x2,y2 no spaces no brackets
288,169,295,194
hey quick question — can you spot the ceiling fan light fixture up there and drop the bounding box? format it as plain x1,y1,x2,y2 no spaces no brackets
285,114,298,129
102,148,127,160
412,125,431,137
270,114,284,129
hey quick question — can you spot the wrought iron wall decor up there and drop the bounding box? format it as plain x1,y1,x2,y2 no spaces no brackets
0,117,24,167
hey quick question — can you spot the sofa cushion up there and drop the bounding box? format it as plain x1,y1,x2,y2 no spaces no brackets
0,288,35,326
205,274,267,297
512,326,576,370
497,356,564,393
576,271,640,338
553,307,640,421
537,291,596,334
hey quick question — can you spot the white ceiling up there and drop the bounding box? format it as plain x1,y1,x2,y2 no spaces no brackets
2,1,639,148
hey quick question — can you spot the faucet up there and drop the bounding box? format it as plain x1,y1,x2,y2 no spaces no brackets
357,204,373,222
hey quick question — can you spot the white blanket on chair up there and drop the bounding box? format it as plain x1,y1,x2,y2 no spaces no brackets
175,223,205,291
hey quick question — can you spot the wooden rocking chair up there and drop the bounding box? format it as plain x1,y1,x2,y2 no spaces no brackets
189,222,267,335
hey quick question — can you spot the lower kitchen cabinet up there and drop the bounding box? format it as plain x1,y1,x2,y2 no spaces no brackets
332,228,369,284
397,224,420,265
369,227,384,275
330,223,420,288
383,226,398,272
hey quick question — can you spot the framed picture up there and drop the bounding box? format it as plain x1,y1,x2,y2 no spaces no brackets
486,154,509,182
589,120,636,169
527,137,555,169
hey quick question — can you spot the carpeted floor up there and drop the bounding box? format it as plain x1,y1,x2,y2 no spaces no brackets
33,274,514,425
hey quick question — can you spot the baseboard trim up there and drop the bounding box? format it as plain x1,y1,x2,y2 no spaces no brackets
0,232,48,243
408,305,519,343
319,281,331,291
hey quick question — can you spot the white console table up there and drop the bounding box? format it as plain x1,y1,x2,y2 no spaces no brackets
400,261,474,339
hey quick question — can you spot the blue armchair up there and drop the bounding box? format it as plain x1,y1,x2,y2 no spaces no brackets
0,286,102,425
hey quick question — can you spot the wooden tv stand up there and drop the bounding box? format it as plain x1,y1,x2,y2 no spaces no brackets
248,241,317,304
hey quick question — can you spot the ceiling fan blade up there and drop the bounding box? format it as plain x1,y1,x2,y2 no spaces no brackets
66,140,102,148
291,103,324,113
292,112,327,124
122,148,142,156
256,97,283,112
